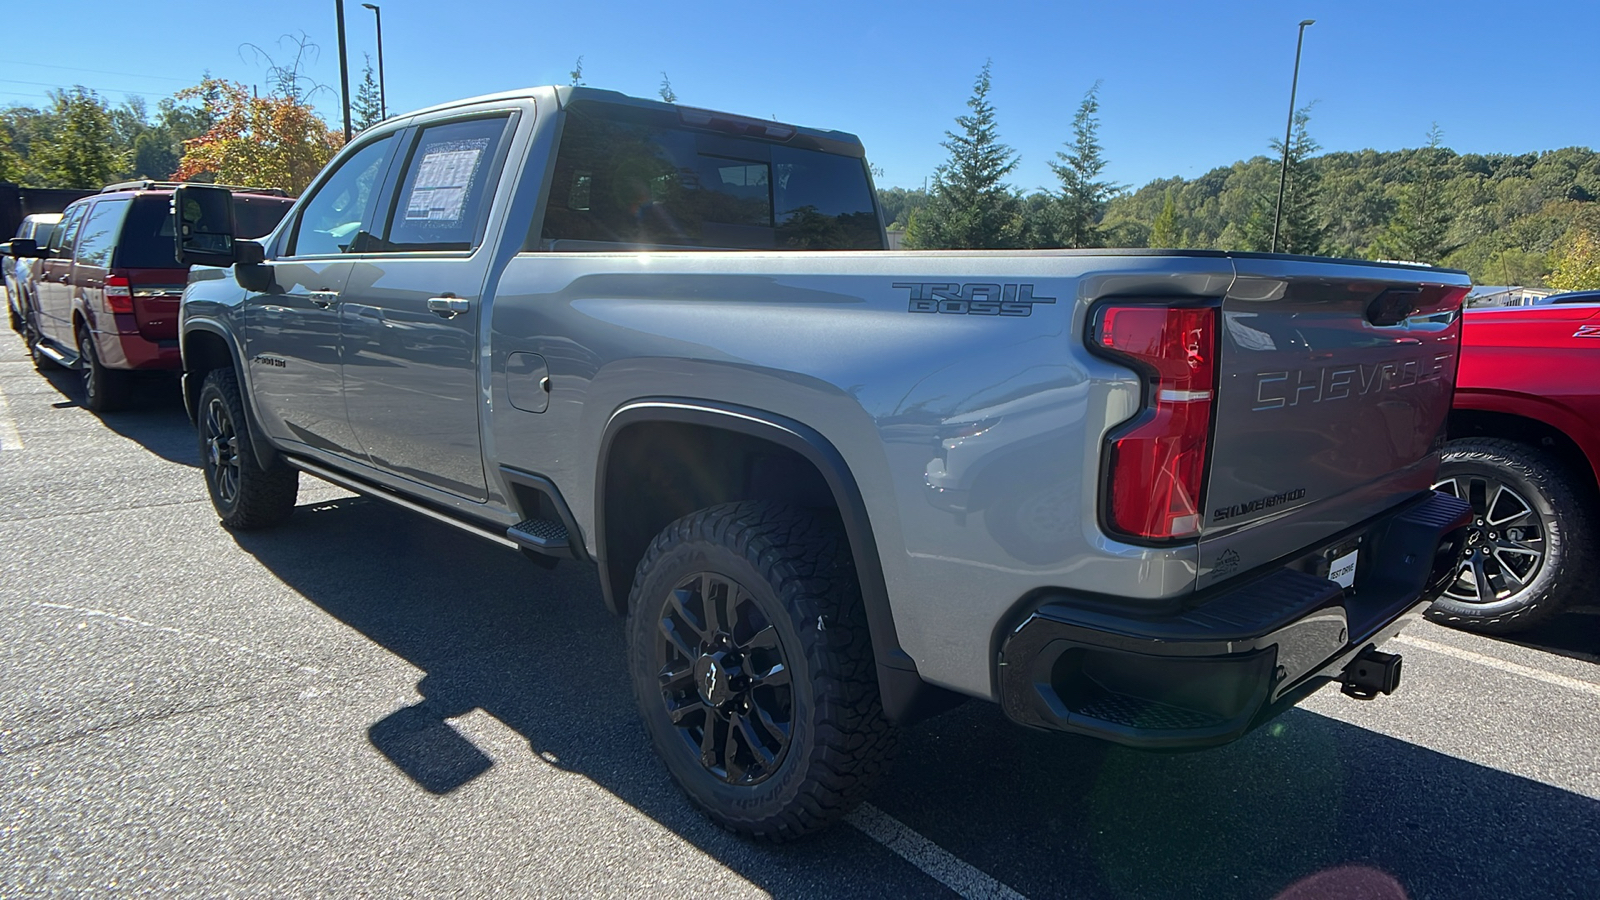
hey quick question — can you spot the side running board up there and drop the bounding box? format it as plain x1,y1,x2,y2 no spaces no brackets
34,341,77,369
284,457,519,550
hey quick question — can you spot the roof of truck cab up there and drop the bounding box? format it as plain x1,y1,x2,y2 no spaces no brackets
378,85,866,151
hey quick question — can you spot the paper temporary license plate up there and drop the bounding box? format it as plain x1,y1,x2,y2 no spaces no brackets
1329,549,1359,589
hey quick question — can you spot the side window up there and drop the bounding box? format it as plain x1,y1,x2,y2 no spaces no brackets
378,116,511,252
288,134,397,257
73,199,132,268
49,205,87,254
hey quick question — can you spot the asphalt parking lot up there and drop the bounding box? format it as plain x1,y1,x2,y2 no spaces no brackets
2,310,1598,899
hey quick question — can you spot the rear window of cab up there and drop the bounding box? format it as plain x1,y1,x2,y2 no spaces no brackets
539,101,884,252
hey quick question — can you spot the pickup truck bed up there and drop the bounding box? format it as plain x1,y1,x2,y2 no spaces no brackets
176,85,1474,840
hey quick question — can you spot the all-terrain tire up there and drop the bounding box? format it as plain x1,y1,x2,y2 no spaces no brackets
1427,438,1596,634
627,501,895,841
197,368,299,530
77,328,132,413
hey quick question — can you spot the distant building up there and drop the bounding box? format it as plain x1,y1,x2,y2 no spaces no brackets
1465,286,1555,308
886,229,906,250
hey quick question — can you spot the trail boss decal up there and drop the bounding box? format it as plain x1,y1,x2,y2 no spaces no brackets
894,282,1056,317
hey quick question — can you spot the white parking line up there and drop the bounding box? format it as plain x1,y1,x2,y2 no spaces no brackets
847,802,1028,900
1394,634,1600,698
0,383,22,451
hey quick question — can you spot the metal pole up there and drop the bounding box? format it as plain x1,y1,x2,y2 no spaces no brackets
363,3,386,119
1272,19,1314,254
374,7,386,118
335,0,353,141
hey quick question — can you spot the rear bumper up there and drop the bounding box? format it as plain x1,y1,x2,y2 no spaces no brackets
97,313,180,370
997,491,1471,750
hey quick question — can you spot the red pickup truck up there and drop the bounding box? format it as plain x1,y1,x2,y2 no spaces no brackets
1433,293,1600,632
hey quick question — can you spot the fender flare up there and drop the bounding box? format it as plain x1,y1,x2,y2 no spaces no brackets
596,399,961,724
181,318,279,471
1454,389,1600,489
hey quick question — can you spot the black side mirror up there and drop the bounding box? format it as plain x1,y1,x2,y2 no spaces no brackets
5,238,44,258
173,184,240,267
236,239,266,264
234,241,274,293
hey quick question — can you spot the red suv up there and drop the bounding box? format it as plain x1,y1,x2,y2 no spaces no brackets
18,181,293,411
1431,296,1600,633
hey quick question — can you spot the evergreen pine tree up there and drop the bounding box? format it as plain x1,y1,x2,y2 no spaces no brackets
353,55,384,131
904,61,1023,250
33,87,124,189
1050,81,1119,248
1271,105,1323,255
1148,188,1179,248
1377,124,1453,263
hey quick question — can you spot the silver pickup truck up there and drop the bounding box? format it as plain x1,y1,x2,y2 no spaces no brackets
176,86,1474,840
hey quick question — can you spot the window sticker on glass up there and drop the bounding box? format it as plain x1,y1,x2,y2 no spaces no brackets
404,138,489,224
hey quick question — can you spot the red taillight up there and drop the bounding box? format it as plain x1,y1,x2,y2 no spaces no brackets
1096,305,1217,540
104,275,132,314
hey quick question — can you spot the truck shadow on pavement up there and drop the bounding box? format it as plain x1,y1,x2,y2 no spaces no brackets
1491,610,1600,666
231,495,1600,900
36,366,198,468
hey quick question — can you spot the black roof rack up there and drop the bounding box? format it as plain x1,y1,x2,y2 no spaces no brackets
99,180,290,197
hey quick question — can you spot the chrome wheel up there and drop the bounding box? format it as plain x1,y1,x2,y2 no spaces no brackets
203,396,241,507
1433,474,1546,604
655,571,793,786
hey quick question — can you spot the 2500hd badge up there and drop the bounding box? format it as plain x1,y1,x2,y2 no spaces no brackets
1213,487,1307,522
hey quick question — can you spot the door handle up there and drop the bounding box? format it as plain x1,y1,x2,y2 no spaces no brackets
427,296,470,318
309,290,339,309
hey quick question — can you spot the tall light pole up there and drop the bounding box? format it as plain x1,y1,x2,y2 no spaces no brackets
1271,18,1315,254
335,0,353,141
362,3,387,119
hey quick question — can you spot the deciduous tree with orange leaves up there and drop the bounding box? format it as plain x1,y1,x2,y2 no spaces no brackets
173,77,342,195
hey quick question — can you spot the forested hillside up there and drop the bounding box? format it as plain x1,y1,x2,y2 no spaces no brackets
883,144,1600,288
1099,145,1600,287
884,63,1600,289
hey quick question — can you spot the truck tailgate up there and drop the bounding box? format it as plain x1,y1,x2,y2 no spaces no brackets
1197,258,1470,585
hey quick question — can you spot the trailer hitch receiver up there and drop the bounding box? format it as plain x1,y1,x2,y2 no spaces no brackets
1340,647,1402,700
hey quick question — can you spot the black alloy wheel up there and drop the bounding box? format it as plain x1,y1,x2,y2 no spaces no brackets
655,571,794,786
203,393,243,509
1427,438,1595,634
627,502,895,841
195,368,298,530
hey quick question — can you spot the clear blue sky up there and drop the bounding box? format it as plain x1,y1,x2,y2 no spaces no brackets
4,0,1596,192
